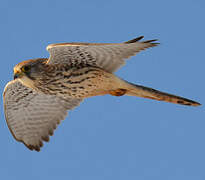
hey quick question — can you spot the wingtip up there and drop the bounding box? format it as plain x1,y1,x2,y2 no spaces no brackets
124,36,160,46
124,36,144,44
142,39,160,47
143,39,159,43
26,144,41,152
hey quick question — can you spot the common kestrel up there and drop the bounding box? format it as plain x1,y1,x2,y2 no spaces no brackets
3,36,200,151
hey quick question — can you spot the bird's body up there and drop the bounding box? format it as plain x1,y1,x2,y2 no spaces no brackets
3,36,201,151
15,59,125,98
15,58,200,104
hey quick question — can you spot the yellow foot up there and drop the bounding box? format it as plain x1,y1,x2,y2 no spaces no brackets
109,89,127,96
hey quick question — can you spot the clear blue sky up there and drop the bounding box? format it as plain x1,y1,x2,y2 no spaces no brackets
1,0,204,179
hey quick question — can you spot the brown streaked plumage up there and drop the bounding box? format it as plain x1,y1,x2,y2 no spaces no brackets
3,36,200,151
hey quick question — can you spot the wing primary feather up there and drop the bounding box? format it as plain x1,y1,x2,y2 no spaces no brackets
124,36,144,43
47,36,159,72
143,39,159,44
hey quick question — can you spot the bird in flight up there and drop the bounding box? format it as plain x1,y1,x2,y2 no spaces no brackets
3,36,200,151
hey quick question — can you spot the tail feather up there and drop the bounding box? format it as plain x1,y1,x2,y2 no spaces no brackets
125,83,201,106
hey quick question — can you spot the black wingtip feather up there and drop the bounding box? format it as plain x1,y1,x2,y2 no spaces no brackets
124,36,160,46
26,144,41,152
143,39,159,43
124,36,144,43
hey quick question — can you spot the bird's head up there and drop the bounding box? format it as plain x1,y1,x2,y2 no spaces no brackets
13,58,48,88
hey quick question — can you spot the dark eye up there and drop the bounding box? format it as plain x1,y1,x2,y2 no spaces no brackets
22,65,31,72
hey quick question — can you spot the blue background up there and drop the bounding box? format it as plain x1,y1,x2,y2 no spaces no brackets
1,0,204,179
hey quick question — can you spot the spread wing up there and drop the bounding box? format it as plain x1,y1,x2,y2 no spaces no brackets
3,80,83,151
47,36,159,72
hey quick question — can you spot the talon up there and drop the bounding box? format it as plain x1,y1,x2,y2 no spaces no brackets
109,89,127,96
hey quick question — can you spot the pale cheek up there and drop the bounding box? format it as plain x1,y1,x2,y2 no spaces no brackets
19,76,36,90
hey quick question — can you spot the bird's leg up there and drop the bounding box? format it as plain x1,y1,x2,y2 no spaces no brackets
109,89,127,96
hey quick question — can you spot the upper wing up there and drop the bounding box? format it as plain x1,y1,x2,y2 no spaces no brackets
3,80,83,151
47,36,159,72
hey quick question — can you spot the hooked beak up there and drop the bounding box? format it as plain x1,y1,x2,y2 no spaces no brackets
13,72,23,80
